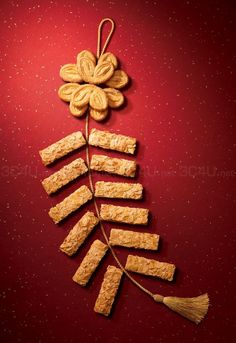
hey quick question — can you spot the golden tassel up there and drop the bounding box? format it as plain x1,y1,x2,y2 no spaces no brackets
153,293,209,324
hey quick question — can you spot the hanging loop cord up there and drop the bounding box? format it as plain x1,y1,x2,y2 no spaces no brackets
97,18,115,58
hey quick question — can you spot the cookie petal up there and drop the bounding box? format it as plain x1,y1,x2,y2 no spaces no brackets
93,61,114,84
72,84,94,107
77,50,96,65
105,70,129,89
77,57,95,83
103,88,124,108
89,87,108,111
90,108,108,122
69,102,88,117
59,64,82,83
58,83,80,102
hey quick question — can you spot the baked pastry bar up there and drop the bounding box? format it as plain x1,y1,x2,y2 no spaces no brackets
72,240,108,286
94,181,143,199
48,185,92,224
60,211,99,256
100,204,149,225
94,265,123,316
89,128,136,154
90,154,136,177
109,228,159,250
125,255,176,281
42,158,88,195
39,131,86,166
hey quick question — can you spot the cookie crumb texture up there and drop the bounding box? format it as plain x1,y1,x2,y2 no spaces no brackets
60,211,99,256
100,204,149,225
95,181,143,199
125,255,176,281
89,128,136,154
73,240,108,286
42,158,88,194
48,185,92,223
90,154,136,177
94,265,123,316
39,131,86,166
109,228,159,250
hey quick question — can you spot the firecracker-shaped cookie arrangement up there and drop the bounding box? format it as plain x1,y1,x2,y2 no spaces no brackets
39,18,209,323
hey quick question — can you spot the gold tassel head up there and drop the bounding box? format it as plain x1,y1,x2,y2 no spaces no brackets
162,293,209,324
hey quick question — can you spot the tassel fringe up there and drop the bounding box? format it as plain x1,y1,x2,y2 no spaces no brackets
153,293,209,324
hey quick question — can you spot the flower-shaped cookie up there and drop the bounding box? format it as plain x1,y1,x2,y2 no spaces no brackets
58,50,129,121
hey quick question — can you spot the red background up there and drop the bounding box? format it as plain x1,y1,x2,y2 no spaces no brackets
0,0,236,342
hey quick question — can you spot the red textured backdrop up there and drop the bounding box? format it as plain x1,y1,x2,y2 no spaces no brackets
0,0,235,342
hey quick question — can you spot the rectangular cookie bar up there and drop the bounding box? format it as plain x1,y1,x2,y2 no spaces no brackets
109,229,159,250
60,211,99,256
89,128,136,154
125,255,176,281
94,265,123,316
42,158,88,195
48,185,92,224
39,131,86,166
72,240,108,286
100,204,149,225
94,181,143,200
90,154,136,177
